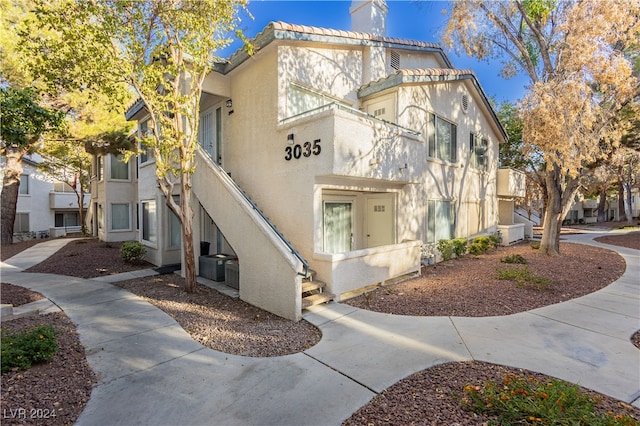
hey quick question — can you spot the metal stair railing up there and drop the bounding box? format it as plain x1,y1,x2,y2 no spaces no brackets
198,150,310,278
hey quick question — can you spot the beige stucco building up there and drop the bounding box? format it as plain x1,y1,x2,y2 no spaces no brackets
92,0,525,321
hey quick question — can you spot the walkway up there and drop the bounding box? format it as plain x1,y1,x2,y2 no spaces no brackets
0,232,638,425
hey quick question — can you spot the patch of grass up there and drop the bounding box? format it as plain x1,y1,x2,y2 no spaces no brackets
501,254,527,264
461,373,638,425
495,266,554,290
1,325,59,374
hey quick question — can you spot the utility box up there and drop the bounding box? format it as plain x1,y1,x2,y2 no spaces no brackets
225,261,239,290
199,254,233,281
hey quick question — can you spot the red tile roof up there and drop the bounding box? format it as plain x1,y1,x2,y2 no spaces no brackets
270,21,442,50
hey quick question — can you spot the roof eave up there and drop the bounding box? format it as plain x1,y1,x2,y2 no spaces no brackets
218,22,453,75
125,98,147,121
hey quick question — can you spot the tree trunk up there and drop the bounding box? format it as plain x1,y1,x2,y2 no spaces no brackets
617,181,626,223
539,170,563,256
539,168,580,256
1,147,25,245
77,188,87,235
181,177,197,293
597,189,607,222
622,181,633,225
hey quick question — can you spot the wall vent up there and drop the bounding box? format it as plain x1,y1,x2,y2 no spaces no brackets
462,94,469,113
390,50,400,71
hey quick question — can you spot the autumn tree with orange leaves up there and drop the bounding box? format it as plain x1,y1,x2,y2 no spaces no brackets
442,0,640,255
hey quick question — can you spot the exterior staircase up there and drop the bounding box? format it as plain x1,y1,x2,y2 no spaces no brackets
193,150,334,320
302,270,335,309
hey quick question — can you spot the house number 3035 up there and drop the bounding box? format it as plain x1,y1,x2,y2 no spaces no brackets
285,139,321,161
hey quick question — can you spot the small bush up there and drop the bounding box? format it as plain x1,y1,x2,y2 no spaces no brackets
452,238,468,258
468,236,498,255
120,241,146,264
1,325,59,374
495,266,554,290
501,254,527,264
437,239,455,261
462,373,637,426
530,242,541,250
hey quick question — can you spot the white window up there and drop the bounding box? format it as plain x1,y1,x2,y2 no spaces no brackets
55,212,79,227
428,113,457,163
469,133,488,169
97,156,103,181
427,200,455,243
14,213,29,232
168,196,181,248
142,201,157,243
111,203,130,230
323,201,353,253
19,174,29,195
98,204,104,229
169,209,181,248
110,154,129,180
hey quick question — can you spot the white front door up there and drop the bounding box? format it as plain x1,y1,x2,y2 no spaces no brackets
366,196,394,248
199,109,215,158
199,105,223,165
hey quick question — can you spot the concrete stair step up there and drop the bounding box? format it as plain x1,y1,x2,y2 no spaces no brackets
302,292,335,309
303,269,317,281
302,280,326,294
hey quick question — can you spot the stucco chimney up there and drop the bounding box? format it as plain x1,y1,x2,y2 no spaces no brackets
350,0,388,36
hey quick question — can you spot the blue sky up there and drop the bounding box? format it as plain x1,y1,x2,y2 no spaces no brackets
220,0,530,104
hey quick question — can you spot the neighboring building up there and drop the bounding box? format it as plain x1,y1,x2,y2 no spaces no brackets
565,190,640,225
1,154,89,240
95,0,525,320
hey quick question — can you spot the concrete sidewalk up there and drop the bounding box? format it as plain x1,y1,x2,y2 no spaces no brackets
0,232,638,425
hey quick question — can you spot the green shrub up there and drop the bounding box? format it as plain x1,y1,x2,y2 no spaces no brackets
462,373,637,426
495,266,554,290
437,239,455,261
452,238,468,258
120,241,146,264
1,325,59,374
468,236,498,255
501,254,527,264
530,241,540,250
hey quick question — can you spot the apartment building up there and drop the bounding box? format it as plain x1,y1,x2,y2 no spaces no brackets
1,154,90,240
94,0,525,320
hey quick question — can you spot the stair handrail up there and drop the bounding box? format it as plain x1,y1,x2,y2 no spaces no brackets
198,150,310,278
